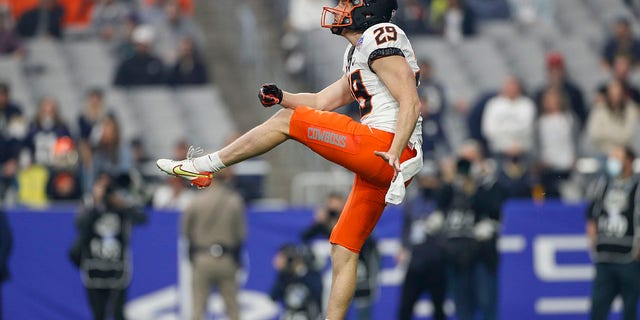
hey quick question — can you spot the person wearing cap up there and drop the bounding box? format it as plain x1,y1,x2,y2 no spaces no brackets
533,52,587,128
113,25,165,87
602,16,640,68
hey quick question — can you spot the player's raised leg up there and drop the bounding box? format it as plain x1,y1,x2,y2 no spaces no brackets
156,108,293,187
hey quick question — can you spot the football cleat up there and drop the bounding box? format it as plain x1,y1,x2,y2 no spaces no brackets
156,146,213,189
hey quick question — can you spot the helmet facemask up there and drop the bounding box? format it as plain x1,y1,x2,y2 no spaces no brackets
321,0,364,35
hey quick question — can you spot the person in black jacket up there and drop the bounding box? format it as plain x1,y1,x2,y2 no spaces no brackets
440,145,505,320
16,0,64,39
113,25,164,87
70,173,147,320
167,37,209,86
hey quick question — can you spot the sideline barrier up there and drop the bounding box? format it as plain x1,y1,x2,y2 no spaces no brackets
3,201,627,319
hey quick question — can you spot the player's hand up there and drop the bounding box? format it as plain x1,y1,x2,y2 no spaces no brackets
258,83,283,107
374,150,401,174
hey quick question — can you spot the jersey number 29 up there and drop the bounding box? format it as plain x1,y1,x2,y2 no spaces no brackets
373,26,398,45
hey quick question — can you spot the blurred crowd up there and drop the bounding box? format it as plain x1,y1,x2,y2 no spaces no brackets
0,0,214,207
395,1,640,202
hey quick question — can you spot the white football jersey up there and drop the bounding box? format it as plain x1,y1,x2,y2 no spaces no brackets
342,22,422,147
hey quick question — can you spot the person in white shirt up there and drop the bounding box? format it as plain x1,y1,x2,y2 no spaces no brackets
536,87,577,197
482,76,536,157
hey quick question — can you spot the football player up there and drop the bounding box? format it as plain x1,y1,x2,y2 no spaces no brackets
157,0,423,318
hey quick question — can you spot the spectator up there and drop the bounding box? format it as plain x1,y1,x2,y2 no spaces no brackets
113,25,165,87
441,152,505,320
534,52,587,128
0,6,23,56
597,54,640,105
69,173,147,320
84,114,132,193
114,13,139,61
585,146,640,320
417,58,450,159
25,97,71,167
139,0,169,25
481,76,536,157
397,162,447,320
587,80,638,155
78,89,107,142
154,0,203,65
152,141,194,210
91,0,131,42
16,0,64,39
182,176,245,320
601,16,640,68
167,37,208,86
0,83,24,200
535,87,578,198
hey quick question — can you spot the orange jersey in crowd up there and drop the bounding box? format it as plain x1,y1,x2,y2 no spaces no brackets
1,0,93,27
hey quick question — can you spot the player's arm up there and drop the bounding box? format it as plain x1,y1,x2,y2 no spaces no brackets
372,55,421,171
258,76,353,111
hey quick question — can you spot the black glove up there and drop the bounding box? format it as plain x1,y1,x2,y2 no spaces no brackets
258,83,283,107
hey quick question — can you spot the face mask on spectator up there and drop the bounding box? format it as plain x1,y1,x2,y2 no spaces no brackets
41,116,54,130
606,158,623,178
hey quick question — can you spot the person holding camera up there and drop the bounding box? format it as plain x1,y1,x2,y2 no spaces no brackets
586,145,640,320
70,173,147,320
270,244,323,320
439,142,505,320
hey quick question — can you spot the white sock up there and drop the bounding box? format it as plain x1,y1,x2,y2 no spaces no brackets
192,152,226,173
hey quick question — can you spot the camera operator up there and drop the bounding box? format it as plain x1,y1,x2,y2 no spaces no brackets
440,142,505,320
270,244,323,320
586,145,640,320
69,173,147,320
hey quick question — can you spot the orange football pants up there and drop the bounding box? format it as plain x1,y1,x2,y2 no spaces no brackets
289,106,416,253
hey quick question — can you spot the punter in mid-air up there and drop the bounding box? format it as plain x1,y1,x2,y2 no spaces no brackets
157,0,423,318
